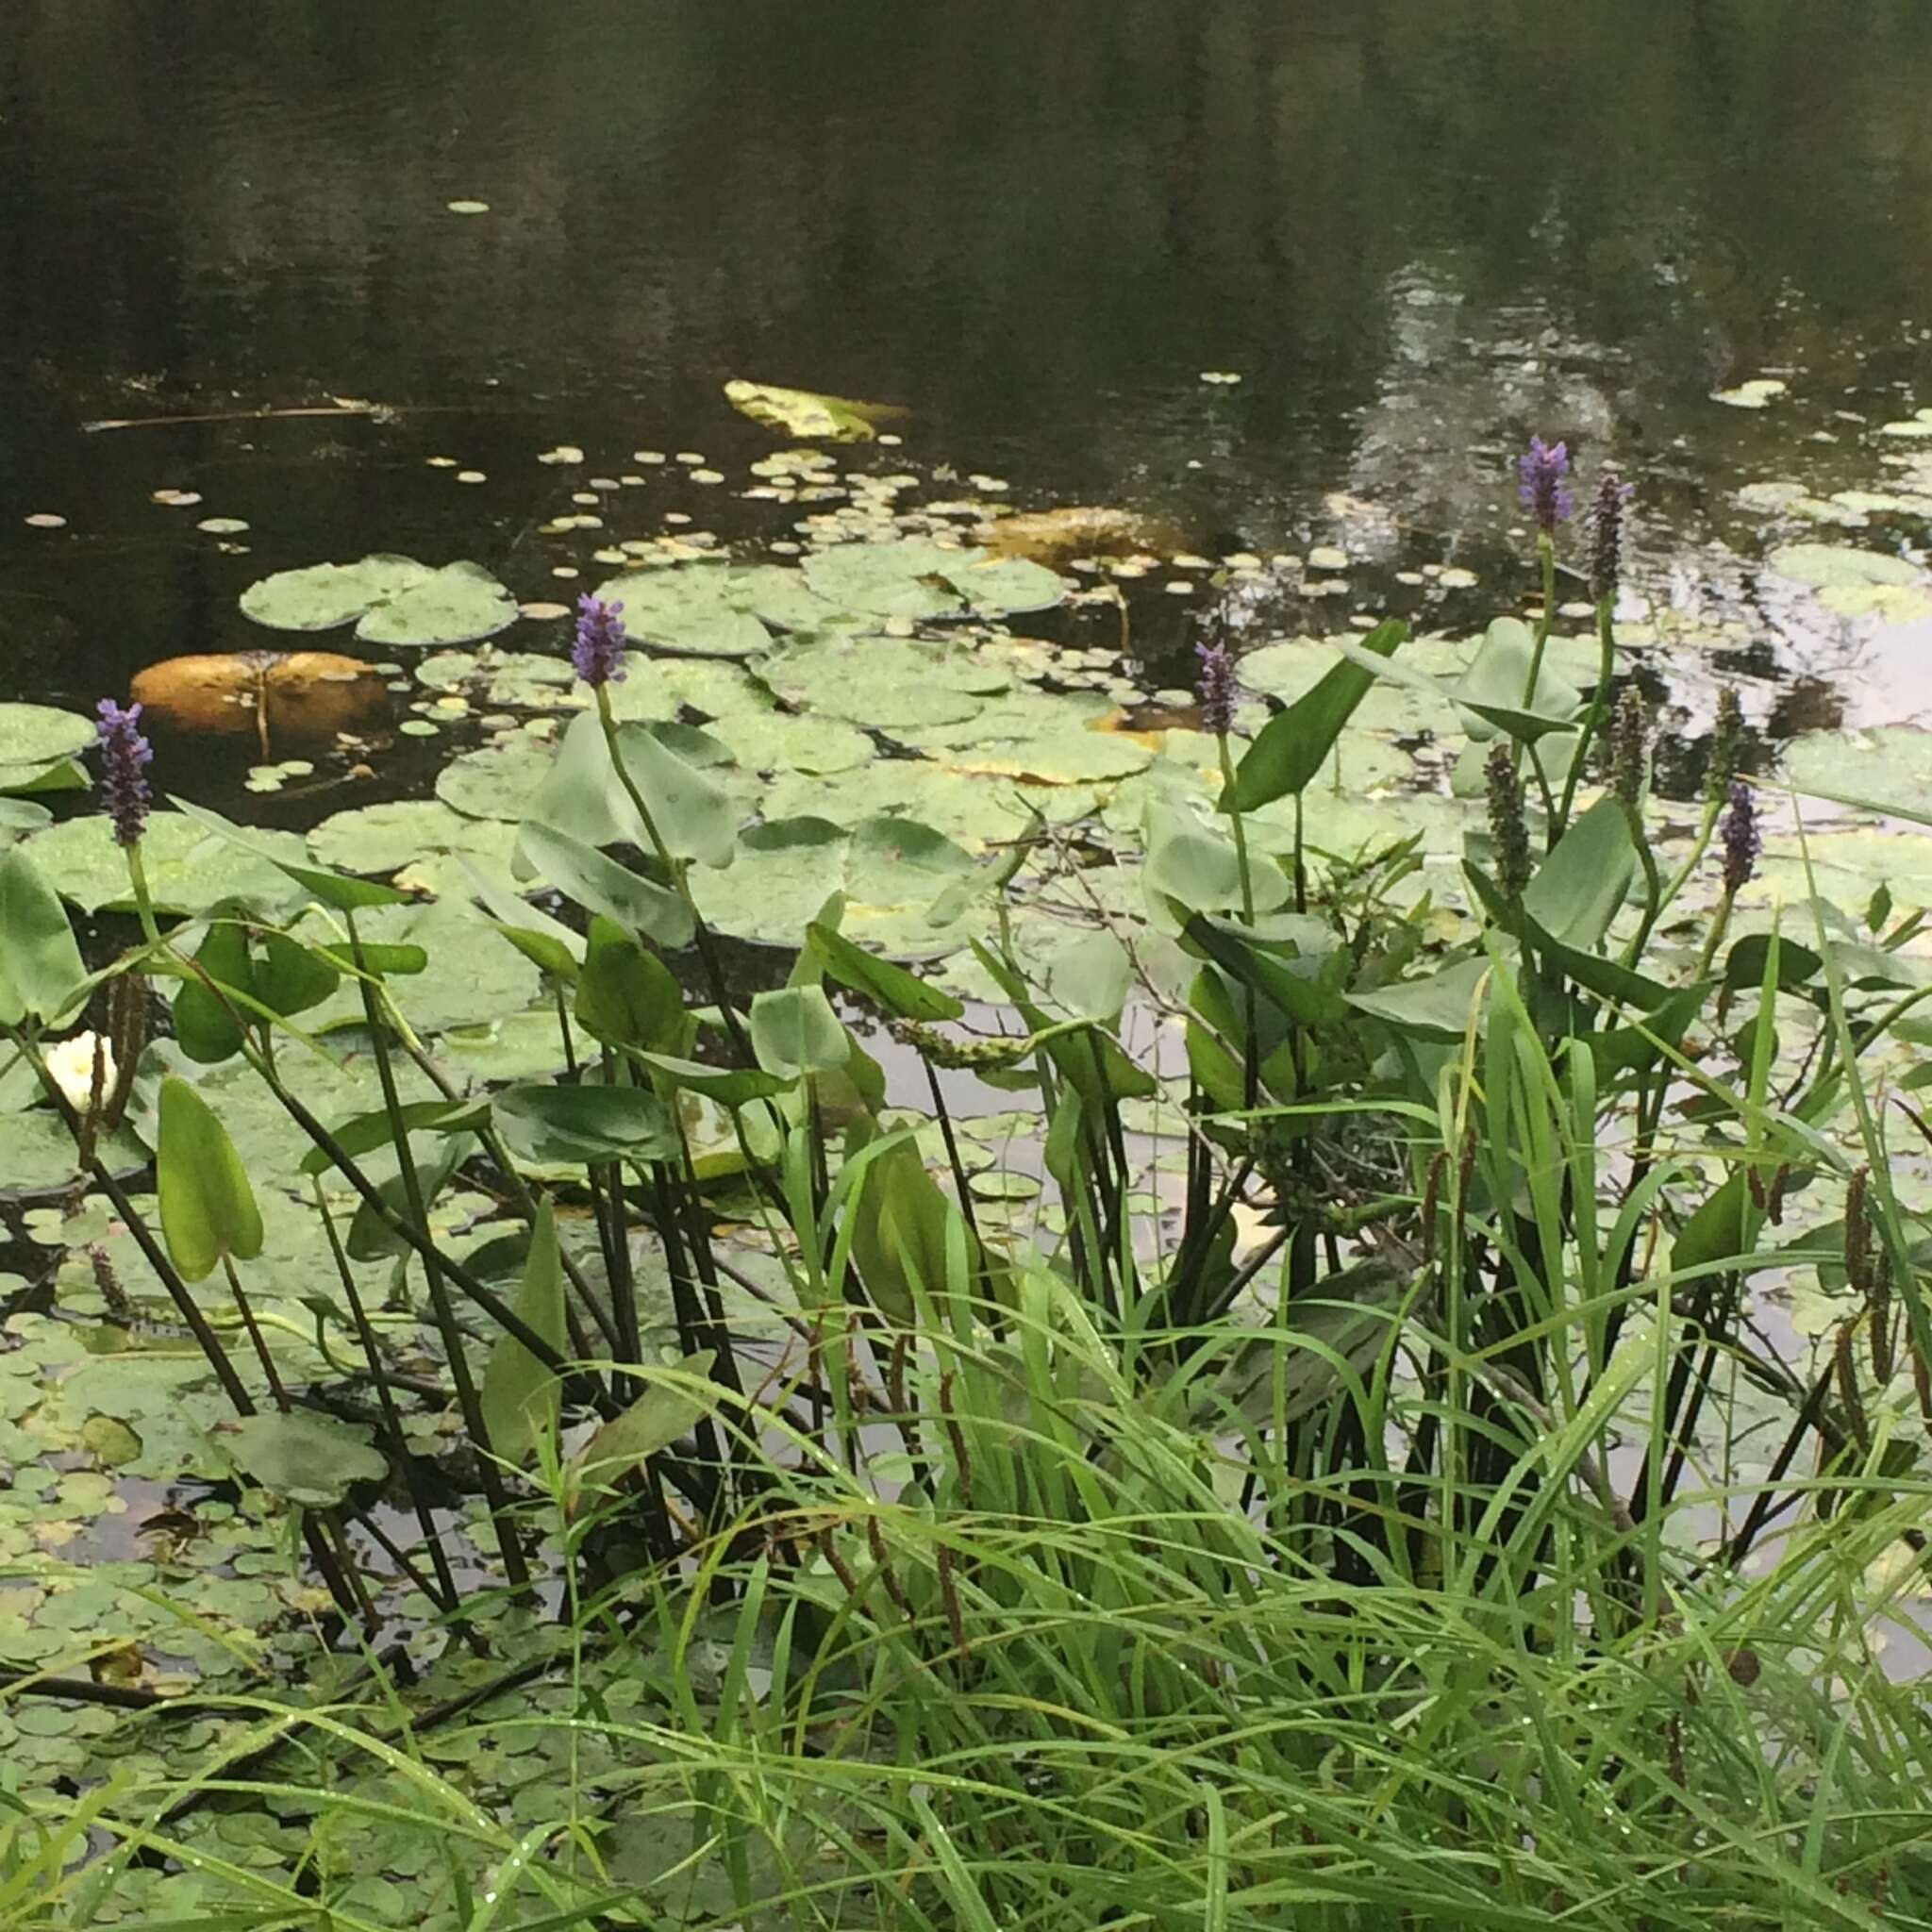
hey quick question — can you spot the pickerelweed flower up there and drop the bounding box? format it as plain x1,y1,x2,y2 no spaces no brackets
93,699,153,848
1590,470,1634,603
1610,686,1649,810
1485,741,1532,902
1195,635,1240,737
1720,780,1760,894
1518,436,1574,535
573,594,628,688
1707,686,1744,804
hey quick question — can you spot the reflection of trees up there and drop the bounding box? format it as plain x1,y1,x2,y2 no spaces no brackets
4,0,1929,510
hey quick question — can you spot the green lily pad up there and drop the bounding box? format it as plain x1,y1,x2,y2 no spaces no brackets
938,553,1069,616
298,900,543,1034
0,1110,146,1198
1766,543,1932,621
357,561,521,647
763,759,1097,850
24,811,310,915
1783,726,1932,812
0,704,94,787
589,565,773,658
801,539,969,620
695,814,979,956
242,556,519,646
755,634,993,730
308,798,514,877
416,648,582,710
213,1410,386,1507
436,738,558,818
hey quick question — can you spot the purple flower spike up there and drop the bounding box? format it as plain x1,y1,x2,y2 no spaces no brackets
573,594,628,688
93,699,153,849
1518,436,1574,535
1720,780,1760,895
1195,636,1239,737
1590,470,1635,602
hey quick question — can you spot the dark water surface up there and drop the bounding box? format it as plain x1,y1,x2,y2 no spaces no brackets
5,0,1932,754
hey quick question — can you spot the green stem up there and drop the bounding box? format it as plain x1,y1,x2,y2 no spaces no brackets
1218,733,1261,1110
1657,791,1728,920
123,841,161,946
1557,596,1617,834
1695,887,1738,980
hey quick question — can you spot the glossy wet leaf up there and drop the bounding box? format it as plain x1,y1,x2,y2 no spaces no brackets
214,1410,386,1507
1344,955,1491,1040
171,919,255,1063
478,1202,566,1464
575,918,689,1054
157,1076,264,1282
1522,797,1636,949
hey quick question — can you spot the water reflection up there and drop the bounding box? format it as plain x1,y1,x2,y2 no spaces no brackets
2,0,1930,719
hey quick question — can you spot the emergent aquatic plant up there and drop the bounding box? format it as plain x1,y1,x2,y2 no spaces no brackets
3,454,1931,1927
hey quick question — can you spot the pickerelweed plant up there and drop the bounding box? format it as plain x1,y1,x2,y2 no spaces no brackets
4,446,1932,1929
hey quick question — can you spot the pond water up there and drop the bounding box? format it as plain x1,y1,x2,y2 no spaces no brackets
6,0,1932,786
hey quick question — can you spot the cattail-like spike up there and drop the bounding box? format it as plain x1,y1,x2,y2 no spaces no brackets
572,594,628,688
1519,436,1574,535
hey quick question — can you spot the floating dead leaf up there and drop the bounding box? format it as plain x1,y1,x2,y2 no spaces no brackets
723,378,907,443
976,506,1187,566
130,650,388,757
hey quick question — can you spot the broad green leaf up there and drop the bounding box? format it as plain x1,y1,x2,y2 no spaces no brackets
1335,638,1580,745
0,846,86,1025
1228,618,1407,810
1344,956,1491,1040
156,1076,265,1283
806,920,963,1022
214,1411,386,1507
170,797,412,911
478,1201,567,1463
296,1099,490,1177
492,1081,682,1167
632,1053,793,1104
571,1350,720,1506
575,918,689,1053
1521,797,1636,950
172,920,256,1063
611,723,739,869
515,817,694,950
749,986,850,1078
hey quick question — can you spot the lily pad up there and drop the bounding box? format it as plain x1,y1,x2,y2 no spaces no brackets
0,1110,146,1198
242,556,519,647
436,738,559,819
24,811,310,916
0,704,94,782
801,539,970,621
696,814,979,956
588,564,774,658
1712,377,1788,408
755,634,992,731
416,649,582,710
307,798,517,878
1783,726,1932,812
724,378,902,442
213,1411,386,1507
1766,543,1932,621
